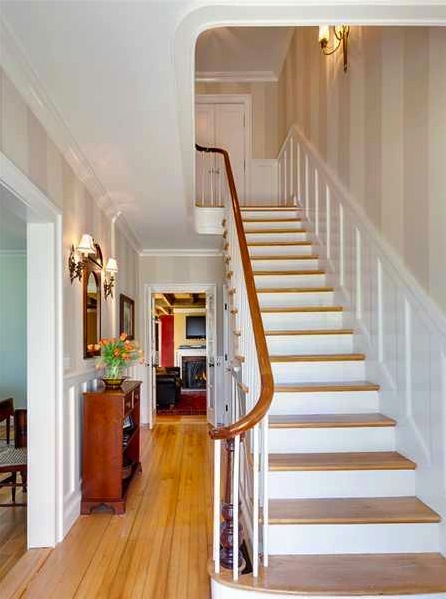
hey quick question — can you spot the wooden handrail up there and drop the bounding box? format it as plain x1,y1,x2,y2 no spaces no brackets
196,143,274,440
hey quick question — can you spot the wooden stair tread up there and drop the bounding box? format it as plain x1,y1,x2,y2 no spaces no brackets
242,205,301,210
268,497,441,525
251,254,319,260
274,381,380,392
255,269,325,275
266,329,354,336
258,286,334,293
270,353,365,362
262,306,343,313
248,241,312,246
247,228,308,234
243,218,303,223
212,553,446,594
269,451,416,471
269,413,395,429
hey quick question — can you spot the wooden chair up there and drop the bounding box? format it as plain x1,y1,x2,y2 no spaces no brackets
0,408,27,507
0,398,14,445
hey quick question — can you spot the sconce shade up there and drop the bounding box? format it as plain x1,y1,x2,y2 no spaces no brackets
105,257,118,273
319,25,330,45
77,234,96,256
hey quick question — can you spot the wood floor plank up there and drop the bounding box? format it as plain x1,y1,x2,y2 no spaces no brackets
268,497,441,525
0,417,212,599
269,451,417,471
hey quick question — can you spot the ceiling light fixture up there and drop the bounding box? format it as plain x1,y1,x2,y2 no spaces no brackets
319,25,350,73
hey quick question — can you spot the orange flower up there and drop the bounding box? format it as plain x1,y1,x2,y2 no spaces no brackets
120,332,127,341
113,349,121,357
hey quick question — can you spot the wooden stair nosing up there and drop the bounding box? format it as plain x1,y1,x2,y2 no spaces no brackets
268,413,396,429
254,269,325,276
274,381,380,393
248,241,313,247
269,451,417,472
258,286,334,293
267,497,441,525
243,218,304,223
265,328,354,336
251,254,319,260
262,307,343,315
270,353,365,363
246,228,309,235
241,205,302,210
211,553,446,595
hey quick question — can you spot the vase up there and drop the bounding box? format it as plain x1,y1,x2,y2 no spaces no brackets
102,365,125,390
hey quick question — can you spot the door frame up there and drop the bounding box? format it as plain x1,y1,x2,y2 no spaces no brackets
144,282,218,427
196,94,252,203
0,152,63,548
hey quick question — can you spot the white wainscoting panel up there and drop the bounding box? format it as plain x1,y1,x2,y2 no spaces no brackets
278,124,446,554
250,159,278,205
62,369,99,537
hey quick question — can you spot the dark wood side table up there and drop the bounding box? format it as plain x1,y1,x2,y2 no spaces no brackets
81,380,142,515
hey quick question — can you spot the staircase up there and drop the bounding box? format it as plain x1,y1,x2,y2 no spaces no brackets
220,204,446,596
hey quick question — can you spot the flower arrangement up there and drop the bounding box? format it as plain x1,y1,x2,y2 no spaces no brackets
96,333,144,386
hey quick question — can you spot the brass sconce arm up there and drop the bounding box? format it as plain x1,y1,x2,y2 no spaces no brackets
319,25,350,73
68,245,85,283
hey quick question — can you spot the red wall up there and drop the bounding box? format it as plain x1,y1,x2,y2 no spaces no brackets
160,315,174,367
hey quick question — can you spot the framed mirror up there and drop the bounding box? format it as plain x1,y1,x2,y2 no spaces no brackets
83,243,103,359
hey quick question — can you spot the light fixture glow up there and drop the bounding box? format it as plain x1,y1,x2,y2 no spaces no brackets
318,25,350,73
77,234,96,256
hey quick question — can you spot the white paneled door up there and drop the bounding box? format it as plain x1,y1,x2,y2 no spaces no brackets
196,99,247,203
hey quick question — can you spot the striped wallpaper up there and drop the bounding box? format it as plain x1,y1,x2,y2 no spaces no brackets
277,26,446,312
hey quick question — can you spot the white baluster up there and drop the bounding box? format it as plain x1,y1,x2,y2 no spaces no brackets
233,434,240,581
252,423,259,577
262,415,269,567
214,439,221,573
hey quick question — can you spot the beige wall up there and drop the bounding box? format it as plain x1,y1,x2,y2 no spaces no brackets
0,67,140,374
196,81,280,159
277,26,446,311
139,255,224,353
173,310,206,350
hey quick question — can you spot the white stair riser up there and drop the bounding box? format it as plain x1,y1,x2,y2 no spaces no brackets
244,221,305,232
259,292,334,308
270,391,380,415
253,258,320,272
268,426,395,453
272,361,365,383
241,210,303,220
249,245,314,257
268,523,440,555
246,232,310,243
255,274,326,288
267,334,353,355
268,470,415,499
262,312,344,331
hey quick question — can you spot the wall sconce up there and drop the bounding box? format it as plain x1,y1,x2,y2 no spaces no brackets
68,234,96,283
319,25,350,73
104,257,118,299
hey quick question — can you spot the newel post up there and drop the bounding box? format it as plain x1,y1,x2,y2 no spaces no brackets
220,437,244,570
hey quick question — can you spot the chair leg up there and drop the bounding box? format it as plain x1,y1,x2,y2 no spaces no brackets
11,472,17,503
21,470,27,493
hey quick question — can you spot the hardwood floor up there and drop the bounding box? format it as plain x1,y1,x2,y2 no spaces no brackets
0,416,213,599
0,482,27,582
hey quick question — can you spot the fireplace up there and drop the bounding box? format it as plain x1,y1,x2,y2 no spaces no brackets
182,356,206,390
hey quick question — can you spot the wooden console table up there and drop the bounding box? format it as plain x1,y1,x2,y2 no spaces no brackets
81,380,142,515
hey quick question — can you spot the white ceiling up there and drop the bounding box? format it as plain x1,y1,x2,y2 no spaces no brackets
196,27,292,79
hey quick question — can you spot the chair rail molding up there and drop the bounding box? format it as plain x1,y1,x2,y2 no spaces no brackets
277,124,446,552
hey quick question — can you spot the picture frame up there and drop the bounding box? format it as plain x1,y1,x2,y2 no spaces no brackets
119,294,135,340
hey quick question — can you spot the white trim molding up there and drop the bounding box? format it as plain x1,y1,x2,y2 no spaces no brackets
140,248,222,257
278,124,446,554
196,70,277,82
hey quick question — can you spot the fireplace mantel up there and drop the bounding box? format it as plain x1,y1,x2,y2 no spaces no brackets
175,348,207,368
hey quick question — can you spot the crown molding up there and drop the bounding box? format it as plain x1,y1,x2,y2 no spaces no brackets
195,70,278,83
0,17,142,251
140,248,222,257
